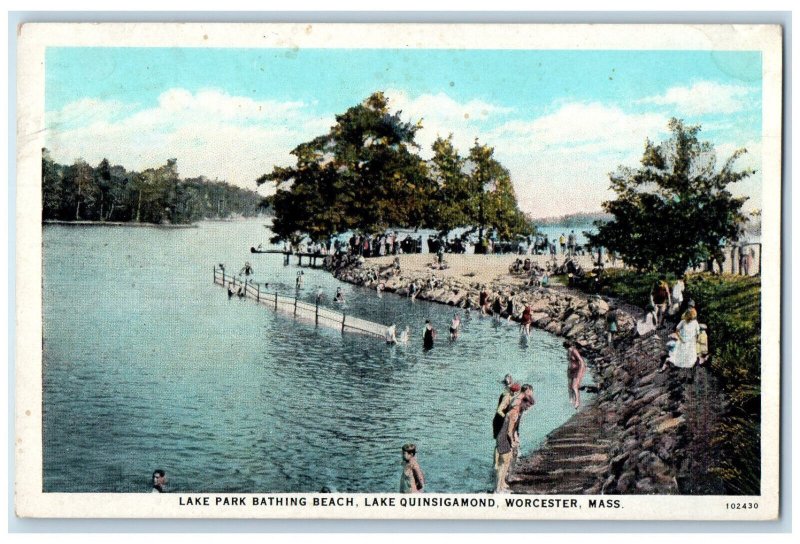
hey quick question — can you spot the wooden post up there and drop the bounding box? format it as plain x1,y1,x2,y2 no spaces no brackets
315,298,319,325
341,313,346,333
257,283,260,302
294,295,298,316
757,243,762,277
275,292,278,310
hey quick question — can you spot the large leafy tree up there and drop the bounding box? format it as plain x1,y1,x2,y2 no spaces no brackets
588,118,753,275
261,92,533,243
260,92,433,241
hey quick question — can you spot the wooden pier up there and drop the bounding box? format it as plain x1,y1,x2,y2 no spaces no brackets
250,247,326,267
213,266,388,339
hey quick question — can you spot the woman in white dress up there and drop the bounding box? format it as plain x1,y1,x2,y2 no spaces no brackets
636,303,659,337
673,308,700,368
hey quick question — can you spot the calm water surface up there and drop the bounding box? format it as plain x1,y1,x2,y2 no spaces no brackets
42,219,592,493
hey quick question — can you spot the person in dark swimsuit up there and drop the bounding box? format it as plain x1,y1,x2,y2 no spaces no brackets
423,320,436,350
492,297,503,320
521,303,533,336
479,287,489,315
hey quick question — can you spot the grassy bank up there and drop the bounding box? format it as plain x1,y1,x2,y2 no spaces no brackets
576,269,761,495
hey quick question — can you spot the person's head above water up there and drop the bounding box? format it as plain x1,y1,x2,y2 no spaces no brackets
152,469,166,489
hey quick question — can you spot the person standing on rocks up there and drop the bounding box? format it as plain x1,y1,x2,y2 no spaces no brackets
605,305,619,346
636,302,658,338
565,341,587,409
696,323,710,365
670,276,685,317
658,333,680,373
649,275,672,328
672,307,700,369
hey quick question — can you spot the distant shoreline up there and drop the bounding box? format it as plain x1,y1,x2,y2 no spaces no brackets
43,220,198,229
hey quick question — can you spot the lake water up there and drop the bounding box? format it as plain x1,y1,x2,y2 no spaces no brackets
42,219,592,493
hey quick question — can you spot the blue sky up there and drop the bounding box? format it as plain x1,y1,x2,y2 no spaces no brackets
44,47,763,217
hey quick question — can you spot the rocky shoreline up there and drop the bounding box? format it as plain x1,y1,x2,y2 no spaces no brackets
328,255,710,495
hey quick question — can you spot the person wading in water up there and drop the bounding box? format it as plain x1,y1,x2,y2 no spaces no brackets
423,319,436,351
565,341,587,409
399,443,425,493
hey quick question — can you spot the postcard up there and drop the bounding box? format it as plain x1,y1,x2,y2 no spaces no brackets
15,22,782,520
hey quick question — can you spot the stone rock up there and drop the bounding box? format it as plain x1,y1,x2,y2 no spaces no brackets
635,477,656,493
590,298,610,316
565,322,586,338
545,321,562,335
654,416,685,433
531,312,549,325
616,471,636,493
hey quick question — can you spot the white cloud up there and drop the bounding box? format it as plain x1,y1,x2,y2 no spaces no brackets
385,89,512,158
639,81,755,116
483,102,671,217
45,88,761,219
45,89,328,191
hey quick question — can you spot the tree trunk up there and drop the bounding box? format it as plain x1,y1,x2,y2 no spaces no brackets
136,191,142,222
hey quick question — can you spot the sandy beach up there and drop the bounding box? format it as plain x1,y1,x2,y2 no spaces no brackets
367,252,606,288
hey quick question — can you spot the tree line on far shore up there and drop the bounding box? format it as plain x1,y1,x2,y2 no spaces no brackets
258,92,532,247
42,151,267,224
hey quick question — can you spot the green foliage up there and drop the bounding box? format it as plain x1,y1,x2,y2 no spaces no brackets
581,269,761,494
588,119,753,276
262,92,433,241
259,93,531,242
41,151,264,224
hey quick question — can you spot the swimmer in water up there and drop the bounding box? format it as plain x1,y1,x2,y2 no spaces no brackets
449,313,461,340
334,287,345,303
